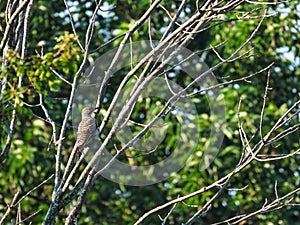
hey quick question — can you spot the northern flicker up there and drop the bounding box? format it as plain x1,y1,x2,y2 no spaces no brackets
76,107,97,157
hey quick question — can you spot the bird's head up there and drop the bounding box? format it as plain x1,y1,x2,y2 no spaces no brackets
81,107,94,117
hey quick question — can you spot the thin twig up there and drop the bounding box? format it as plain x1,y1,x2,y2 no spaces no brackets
63,0,84,51
0,192,19,225
259,69,271,142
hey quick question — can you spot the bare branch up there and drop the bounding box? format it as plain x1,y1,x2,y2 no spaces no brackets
50,67,72,86
259,69,271,142
0,192,19,225
63,0,84,51
159,199,178,225
0,0,33,163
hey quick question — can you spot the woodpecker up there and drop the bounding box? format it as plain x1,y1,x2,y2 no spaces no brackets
76,107,97,158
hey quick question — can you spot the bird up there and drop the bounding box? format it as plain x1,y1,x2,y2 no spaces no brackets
76,107,97,158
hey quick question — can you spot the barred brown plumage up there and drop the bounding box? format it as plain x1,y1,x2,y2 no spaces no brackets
76,107,97,157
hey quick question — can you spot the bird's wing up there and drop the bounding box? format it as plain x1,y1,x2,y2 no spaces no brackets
76,117,96,147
